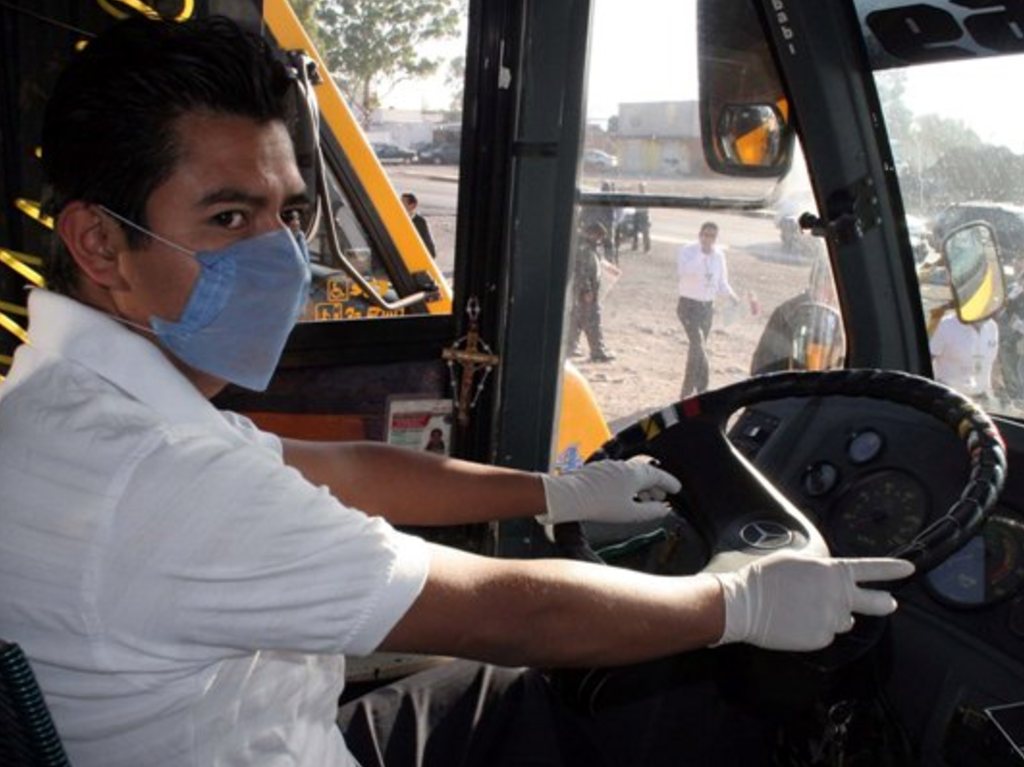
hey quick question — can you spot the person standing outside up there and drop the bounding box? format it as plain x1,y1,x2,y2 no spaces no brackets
930,310,1000,401
632,181,651,253
676,221,739,396
401,192,437,259
569,221,615,362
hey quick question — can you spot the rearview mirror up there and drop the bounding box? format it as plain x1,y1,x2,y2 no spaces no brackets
698,0,794,177
943,222,1005,324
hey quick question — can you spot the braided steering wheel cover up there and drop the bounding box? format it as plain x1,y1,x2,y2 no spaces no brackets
588,369,1007,572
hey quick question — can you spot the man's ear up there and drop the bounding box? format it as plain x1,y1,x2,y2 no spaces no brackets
56,202,128,289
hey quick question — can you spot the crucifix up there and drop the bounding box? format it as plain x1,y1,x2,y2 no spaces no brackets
442,297,500,427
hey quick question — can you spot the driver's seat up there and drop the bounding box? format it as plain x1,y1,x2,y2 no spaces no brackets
0,639,71,766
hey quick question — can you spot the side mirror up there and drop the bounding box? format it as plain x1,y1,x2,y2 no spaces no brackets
943,222,1006,324
698,0,794,177
791,302,844,371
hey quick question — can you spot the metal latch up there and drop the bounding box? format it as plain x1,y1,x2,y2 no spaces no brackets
799,176,882,247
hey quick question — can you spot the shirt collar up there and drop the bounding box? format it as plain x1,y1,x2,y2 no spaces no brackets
25,289,236,434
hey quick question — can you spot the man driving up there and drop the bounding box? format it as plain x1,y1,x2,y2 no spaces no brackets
0,16,913,767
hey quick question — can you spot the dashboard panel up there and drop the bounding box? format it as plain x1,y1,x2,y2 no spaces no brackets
728,396,1024,659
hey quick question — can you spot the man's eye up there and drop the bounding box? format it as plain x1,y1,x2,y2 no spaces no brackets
212,211,245,229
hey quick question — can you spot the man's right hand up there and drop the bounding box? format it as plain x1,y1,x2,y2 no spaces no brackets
711,553,915,651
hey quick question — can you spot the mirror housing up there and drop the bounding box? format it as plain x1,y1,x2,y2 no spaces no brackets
698,0,795,177
943,222,1006,324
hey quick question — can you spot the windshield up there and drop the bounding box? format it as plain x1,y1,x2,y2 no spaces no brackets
872,52,1024,418
557,0,1024,450
555,0,844,446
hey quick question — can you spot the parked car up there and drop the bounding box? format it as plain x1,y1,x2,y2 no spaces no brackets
582,148,618,172
372,142,417,164
416,142,461,165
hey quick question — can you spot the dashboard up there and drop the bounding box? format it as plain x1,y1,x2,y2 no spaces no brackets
728,397,1024,659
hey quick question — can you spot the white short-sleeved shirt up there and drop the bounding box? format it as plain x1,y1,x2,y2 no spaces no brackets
0,290,430,766
929,312,999,397
676,242,735,303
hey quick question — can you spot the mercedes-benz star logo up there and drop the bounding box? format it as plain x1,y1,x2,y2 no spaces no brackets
739,520,794,550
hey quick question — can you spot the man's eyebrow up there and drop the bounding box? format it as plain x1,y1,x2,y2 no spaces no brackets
284,191,312,207
195,188,311,208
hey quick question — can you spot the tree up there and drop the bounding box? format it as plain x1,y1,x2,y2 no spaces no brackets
923,144,1024,206
287,0,325,52
315,0,460,122
874,70,914,153
445,55,465,114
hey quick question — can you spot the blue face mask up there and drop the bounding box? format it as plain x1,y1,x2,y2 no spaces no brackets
100,207,311,391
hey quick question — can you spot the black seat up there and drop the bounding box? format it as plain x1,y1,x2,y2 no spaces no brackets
0,639,71,766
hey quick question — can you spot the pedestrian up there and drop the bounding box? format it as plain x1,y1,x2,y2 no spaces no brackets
569,221,615,362
401,192,437,259
930,310,1000,401
995,258,1024,401
676,221,739,396
632,182,651,253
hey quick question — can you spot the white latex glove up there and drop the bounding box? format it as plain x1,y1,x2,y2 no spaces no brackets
537,461,682,525
712,553,915,651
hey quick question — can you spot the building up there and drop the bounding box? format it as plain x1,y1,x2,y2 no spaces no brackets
613,101,706,176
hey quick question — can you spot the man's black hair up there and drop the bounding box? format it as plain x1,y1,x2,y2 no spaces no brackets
41,16,293,294
401,192,418,206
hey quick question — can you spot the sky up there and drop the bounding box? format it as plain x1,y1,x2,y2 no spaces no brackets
382,0,1024,154
382,0,695,116
890,56,1024,154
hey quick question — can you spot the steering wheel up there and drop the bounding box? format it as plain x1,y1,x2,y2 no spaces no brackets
554,368,1006,578
548,369,1006,715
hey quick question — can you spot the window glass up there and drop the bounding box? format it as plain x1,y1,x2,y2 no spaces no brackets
568,0,845,431
873,54,1024,418
300,173,408,322
290,1,467,322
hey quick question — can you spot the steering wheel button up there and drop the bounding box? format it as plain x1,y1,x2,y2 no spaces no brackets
847,429,884,465
802,461,839,497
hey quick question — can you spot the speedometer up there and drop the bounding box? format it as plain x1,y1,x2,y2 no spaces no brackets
828,470,929,557
924,515,1024,609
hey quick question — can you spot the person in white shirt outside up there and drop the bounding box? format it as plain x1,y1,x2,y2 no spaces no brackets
930,310,1000,400
0,16,914,767
676,221,740,397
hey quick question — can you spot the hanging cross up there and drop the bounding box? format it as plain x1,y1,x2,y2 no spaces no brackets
442,297,500,427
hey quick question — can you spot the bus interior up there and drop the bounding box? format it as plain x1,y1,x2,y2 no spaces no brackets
2,0,1024,764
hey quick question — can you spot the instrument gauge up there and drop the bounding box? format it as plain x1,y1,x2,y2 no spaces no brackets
828,470,928,556
925,515,1024,609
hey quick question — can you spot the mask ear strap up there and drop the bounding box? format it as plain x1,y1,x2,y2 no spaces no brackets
97,205,194,257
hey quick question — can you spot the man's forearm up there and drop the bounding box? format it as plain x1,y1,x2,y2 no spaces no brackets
379,544,726,668
282,439,545,525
